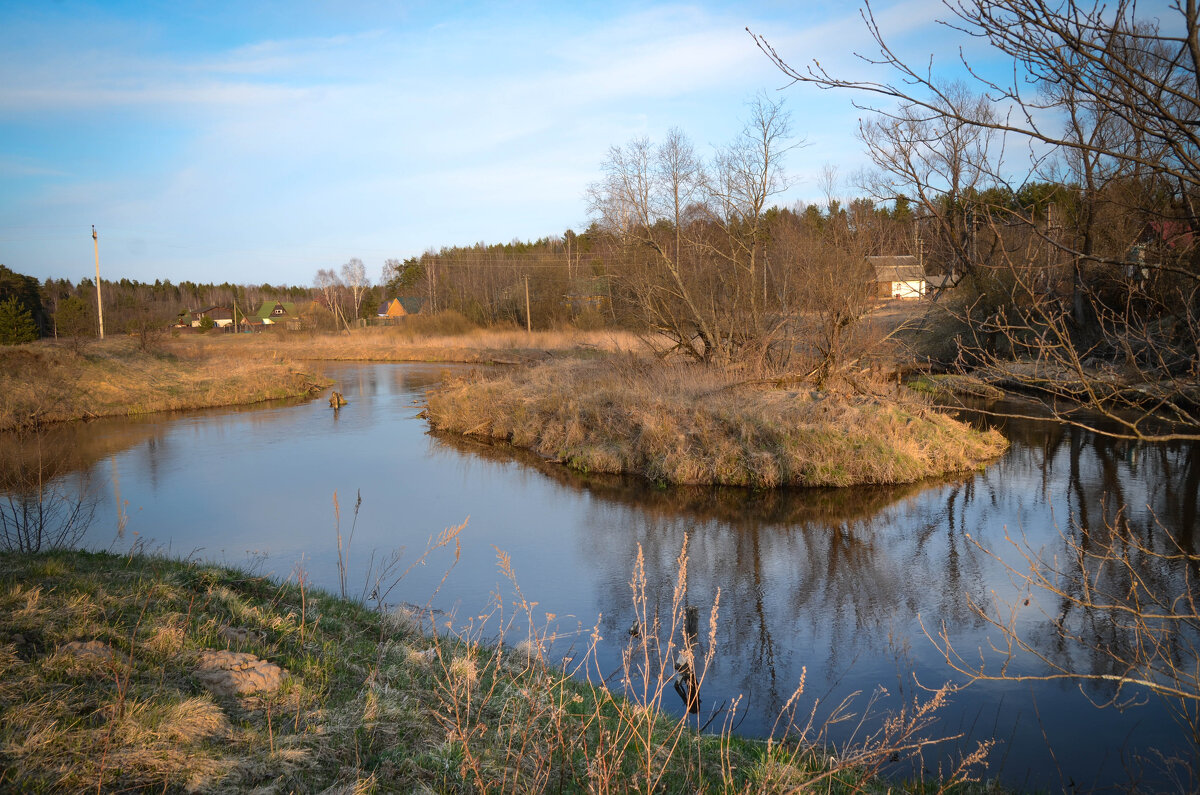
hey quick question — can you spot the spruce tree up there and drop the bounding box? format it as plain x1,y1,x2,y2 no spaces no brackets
0,296,38,344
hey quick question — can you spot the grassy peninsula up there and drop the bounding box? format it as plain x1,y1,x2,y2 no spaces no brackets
0,340,327,433
0,549,991,793
426,358,1008,488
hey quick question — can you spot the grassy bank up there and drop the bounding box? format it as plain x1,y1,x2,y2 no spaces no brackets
425,359,1008,488
0,549,992,793
0,340,328,432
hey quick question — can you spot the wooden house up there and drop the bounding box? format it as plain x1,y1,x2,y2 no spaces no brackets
377,297,426,317
868,256,926,299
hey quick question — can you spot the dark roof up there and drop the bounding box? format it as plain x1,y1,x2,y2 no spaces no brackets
396,296,425,314
193,305,233,319
867,255,924,283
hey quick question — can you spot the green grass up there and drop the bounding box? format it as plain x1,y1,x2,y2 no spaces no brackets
0,549,1000,793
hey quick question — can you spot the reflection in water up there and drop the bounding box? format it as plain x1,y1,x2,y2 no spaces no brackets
1,368,1195,792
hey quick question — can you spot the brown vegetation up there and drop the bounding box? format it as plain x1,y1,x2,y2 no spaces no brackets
174,319,648,365
0,339,326,433
425,358,1007,488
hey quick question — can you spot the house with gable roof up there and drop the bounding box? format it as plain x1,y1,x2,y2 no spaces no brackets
377,297,425,317
867,255,927,299
255,301,298,325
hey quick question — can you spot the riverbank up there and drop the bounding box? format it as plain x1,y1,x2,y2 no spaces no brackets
0,549,992,793
425,359,1008,488
0,340,328,433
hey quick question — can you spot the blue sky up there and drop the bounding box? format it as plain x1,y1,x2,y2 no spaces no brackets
1,0,994,286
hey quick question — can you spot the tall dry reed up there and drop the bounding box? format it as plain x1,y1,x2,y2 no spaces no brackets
420,536,994,793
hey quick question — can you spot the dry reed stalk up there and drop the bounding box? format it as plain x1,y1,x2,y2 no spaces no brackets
425,536,994,793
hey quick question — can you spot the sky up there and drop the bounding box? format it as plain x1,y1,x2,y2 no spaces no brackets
0,0,1004,286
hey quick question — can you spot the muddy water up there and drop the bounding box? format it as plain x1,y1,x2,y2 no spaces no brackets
3,362,1196,792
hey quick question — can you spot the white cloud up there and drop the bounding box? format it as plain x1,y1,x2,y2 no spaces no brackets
0,0,980,283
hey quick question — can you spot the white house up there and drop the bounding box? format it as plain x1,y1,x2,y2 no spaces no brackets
868,256,926,299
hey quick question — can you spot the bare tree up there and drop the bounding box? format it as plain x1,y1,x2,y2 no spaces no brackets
588,96,812,370
340,258,370,321
923,509,1200,782
752,6,1200,774
589,132,721,361
314,267,348,330
857,83,1000,282
707,93,803,365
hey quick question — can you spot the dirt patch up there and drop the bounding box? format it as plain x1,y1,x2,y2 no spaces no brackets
58,639,114,662
194,650,285,698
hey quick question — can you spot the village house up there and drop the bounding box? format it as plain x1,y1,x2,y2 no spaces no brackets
867,255,927,299
255,301,298,325
377,297,426,317
189,306,235,327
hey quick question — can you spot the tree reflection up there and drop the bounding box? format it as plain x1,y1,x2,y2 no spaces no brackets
430,405,1199,784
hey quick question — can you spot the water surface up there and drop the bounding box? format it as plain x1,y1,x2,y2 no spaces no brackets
4,362,1196,792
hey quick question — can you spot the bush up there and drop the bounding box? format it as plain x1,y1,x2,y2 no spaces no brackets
54,296,94,340
391,309,478,339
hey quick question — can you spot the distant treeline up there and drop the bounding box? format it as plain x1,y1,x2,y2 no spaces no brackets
0,266,314,341
380,199,919,331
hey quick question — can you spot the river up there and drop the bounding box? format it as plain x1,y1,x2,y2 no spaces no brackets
2,361,1196,792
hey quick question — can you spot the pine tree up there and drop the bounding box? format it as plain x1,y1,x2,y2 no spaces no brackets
0,296,38,344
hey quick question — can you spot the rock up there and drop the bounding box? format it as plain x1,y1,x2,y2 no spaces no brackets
194,650,285,698
59,640,114,662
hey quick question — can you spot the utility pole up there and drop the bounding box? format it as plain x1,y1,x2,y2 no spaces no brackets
92,225,105,339
524,274,532,334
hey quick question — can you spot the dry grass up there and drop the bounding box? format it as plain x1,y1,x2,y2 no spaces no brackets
0,543,1003,793
425,357,1008,488
173,322,649,366
0,548,435,793
0,339,328,432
